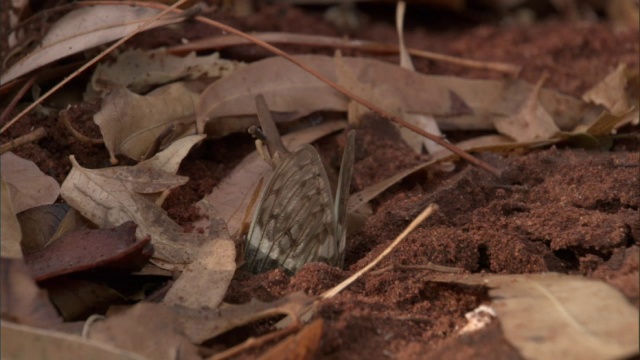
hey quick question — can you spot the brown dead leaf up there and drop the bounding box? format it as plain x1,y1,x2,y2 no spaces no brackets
1,321,147,360
493,74,561,142
258,319,324,360
1,5,189,85
194,121,347,237
176,291,315,345
89,48,242,96
1,152,60,213
18,204,89,255
1,177,22,258
0,257,63,327
60,156,201,267
163,237,236,309
25,221,152,282
88,302,200,360
136,134,206,175
583,63,634,116
196,55,584,134
431,273,640,360
94,82,200,163
44,278,128,321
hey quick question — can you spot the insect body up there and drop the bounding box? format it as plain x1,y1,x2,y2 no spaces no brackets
245,95,355,274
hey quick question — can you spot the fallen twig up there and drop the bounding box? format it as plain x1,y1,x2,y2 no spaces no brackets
167,32,521,76
59,109,104,145
0,127,46,154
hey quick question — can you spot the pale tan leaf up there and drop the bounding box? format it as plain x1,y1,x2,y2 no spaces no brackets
89,49,243,95
163,238,235,309
1,178,22,258
1,5,188,85
193,121,346,238
394,4,445,154
196,55,584,135
431,273,640,360
137,134,206,175
94,82,200,163
1,322,147,360
583,63,633,115
60,156,201,266
493,75,561,142
88,303,200,360
1,152,60,213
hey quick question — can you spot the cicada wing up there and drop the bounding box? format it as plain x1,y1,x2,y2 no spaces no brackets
333,130,356,268
245,145,337,274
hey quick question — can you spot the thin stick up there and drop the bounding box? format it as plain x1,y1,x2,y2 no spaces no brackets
0,127,46,154
321,203,438,299
369,262,464,276
0,76,36,126
166,32,521,76
0,0,191,135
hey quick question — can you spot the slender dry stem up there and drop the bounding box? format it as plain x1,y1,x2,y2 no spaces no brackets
0,127,46,154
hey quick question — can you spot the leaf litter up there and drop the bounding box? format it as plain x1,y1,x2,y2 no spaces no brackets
0,2,639,359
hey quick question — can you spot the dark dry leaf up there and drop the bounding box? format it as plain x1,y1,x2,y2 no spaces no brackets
258,319,324,360
25,221,153,281
0,258,63,328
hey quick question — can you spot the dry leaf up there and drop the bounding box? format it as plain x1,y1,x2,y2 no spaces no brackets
1,177,22,258
394,3,445,154
89,49,242,96
60,156,201,267
1,152,60,213
1,5,188,84
136,134,206,175
493,75,561,142
18,204,86,254
583,63,633,115
45,278,128,321
162,238,236,309
193,121,346,238
88,303,200,360
0,258,63,327
258,319,324,360
176,292,315,344
1,321,147,360
196,55,584,134
94,83,200,163
432,273,640,360
25,221,152,282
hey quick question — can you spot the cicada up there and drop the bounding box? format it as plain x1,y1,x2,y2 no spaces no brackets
244,95,355,274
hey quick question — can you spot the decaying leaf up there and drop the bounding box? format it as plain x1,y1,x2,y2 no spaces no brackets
18,204,87,254
1,5,189,85
1,152,60,213
162,238,236,309
88,302,200,360
136,134,206,175
431,273,640,360
94,82,200,163
1,177,23,258
394,1,445,154
258,319,324,360
194,121,347,238
1,321,147,360
0,4,190,85
60,156,201,267
583,63,633,115
25,221,152,282
493,74,561,142
45,278,129,321
0,258,63,327
196,55,585,135
89,48,242,95
175,291,315,345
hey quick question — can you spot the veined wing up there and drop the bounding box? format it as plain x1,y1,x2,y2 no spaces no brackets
333,130,356,268
245,144,337,274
